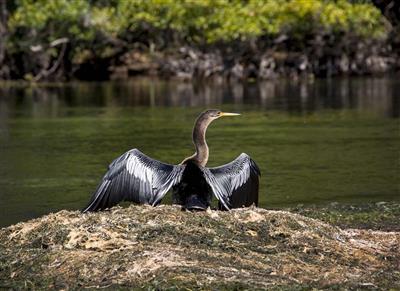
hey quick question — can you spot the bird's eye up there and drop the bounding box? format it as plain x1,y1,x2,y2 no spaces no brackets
217,111,221,116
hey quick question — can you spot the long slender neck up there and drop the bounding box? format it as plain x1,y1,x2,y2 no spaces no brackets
189,115,212,166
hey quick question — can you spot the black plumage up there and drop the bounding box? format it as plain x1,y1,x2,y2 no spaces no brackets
82,109,261,212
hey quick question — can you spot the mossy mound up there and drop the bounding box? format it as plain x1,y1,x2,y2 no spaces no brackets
0,205,399,289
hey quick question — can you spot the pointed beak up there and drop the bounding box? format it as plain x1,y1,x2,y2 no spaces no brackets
219,112,241,117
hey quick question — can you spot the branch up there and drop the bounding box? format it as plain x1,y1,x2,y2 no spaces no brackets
32,38,69,82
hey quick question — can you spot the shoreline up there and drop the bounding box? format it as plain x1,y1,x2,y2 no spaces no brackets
4,44,399,82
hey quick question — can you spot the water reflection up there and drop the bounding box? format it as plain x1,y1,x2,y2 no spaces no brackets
0,77,398,119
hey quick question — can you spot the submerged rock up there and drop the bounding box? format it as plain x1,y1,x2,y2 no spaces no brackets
0,205,399,289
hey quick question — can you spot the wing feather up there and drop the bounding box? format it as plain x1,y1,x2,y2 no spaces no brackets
203,153,260,210
82,149,185,212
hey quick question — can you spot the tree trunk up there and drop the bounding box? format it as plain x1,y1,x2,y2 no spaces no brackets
0,0,8,77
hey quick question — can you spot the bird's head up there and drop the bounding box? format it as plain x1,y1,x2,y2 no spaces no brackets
202,109,241,121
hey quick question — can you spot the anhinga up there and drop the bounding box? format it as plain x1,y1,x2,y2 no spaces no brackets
82,109,260,212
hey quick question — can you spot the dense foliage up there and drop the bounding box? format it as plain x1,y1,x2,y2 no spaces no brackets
0,0,394,80
8,0,386,45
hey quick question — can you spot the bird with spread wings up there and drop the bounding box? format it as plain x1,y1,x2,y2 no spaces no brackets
82,110,260,212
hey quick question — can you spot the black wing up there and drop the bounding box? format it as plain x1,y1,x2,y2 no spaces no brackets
82,149,185,212
203,153,260,210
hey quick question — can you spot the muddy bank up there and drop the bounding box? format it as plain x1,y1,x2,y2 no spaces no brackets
0,205,399,289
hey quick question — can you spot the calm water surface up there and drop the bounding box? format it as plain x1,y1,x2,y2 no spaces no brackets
0,78,399,227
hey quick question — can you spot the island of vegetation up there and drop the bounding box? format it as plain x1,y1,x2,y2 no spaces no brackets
0,0,399,81
0,205,399,289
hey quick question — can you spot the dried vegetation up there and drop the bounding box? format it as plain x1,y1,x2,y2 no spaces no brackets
0,205,399,289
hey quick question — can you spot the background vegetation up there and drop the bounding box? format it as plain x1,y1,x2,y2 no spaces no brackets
0,0,398,80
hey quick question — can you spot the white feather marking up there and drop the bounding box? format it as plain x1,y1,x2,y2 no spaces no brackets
125,154,155,190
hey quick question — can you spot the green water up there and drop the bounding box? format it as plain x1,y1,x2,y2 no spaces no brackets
0,78,399,226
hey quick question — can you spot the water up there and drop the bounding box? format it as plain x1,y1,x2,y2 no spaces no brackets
0,77,399,227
